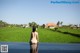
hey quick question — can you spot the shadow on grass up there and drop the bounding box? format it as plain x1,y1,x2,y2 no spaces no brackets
62,32,80,37
50,29,80,38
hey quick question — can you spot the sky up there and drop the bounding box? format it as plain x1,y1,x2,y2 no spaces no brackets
0,0,80,25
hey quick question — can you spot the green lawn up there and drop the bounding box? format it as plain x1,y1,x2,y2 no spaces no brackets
0,27,80,43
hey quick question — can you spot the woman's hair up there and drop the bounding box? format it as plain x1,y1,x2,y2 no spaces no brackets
32,26,37,32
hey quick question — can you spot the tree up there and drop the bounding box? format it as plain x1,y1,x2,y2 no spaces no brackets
29,22,38,27
57,21,63,27
42,24,45,28
57,21,60,27
29,23,32,27
0,20,8,27
60,21,63,26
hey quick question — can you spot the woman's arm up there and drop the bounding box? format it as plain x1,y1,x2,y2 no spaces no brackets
36,32,39,43
30,32,32,43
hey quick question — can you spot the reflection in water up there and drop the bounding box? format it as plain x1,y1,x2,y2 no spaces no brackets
30,44,38,53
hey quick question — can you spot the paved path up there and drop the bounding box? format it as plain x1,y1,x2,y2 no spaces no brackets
0,42,80,53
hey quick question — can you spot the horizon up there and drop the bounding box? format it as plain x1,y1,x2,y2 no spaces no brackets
0,0,80,25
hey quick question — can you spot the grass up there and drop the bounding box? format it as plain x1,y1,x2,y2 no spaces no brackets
0,27,80,43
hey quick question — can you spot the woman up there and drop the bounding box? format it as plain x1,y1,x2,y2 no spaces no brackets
30,26,39,53
30,26,39,44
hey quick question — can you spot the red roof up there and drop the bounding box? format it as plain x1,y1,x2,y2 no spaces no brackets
46,23,57,27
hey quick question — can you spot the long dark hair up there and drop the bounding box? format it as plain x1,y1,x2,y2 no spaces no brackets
32,26,37,32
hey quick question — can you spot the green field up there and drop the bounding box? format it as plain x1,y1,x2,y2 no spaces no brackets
0,27,80,43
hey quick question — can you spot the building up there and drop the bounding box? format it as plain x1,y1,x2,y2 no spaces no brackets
45,23,57,29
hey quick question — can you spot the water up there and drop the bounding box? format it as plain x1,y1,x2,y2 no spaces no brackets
0,42,80,53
